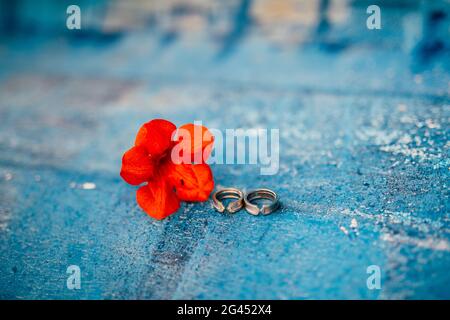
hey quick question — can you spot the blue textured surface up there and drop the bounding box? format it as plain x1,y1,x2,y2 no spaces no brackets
0,1,449,299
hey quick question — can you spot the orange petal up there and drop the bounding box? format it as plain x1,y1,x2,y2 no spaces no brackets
136,175,180,220
175,123,214,164
165,162,214,201
120,145,155,185
135,119,177,159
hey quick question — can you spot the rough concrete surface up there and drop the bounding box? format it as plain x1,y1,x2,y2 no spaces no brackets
0,0,449,299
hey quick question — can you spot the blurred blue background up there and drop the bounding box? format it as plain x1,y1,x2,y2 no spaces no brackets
0,0,449,299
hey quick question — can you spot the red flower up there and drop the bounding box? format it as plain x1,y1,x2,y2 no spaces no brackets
120,119,214,220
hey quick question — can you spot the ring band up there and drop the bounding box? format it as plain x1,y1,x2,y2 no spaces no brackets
244,189,280,215
212,188,244,213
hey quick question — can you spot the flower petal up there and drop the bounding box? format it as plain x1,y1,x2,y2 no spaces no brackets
165,162,214,201
136,175,180,220
120,145,155,185
135,119,177,159
175,123,214,163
